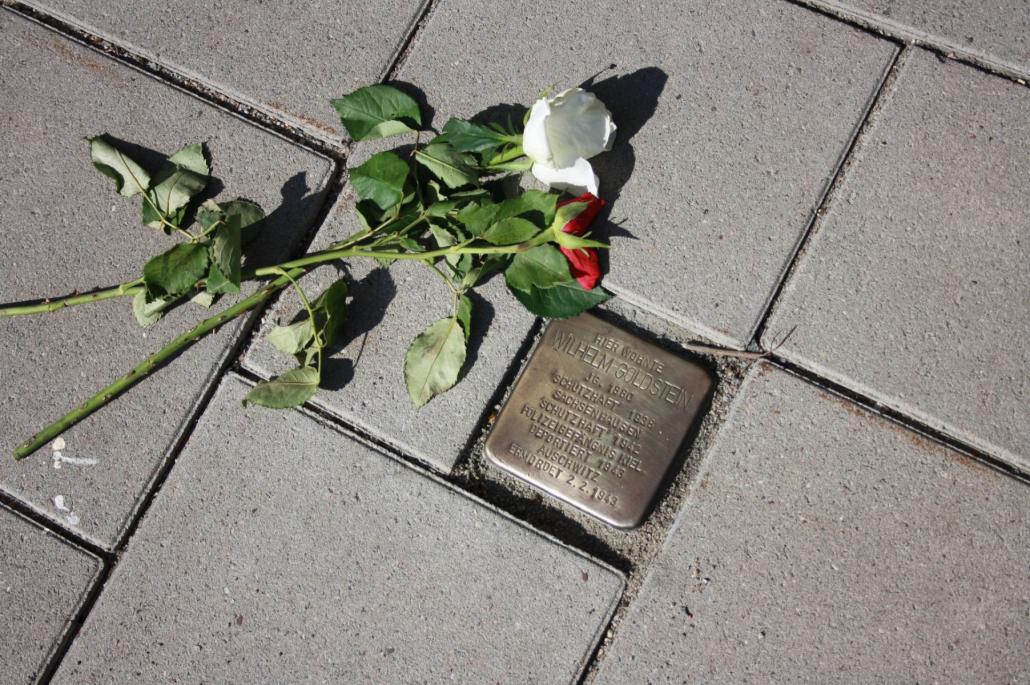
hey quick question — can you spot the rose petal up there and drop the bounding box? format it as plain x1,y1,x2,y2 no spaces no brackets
603,117,617,152
531,158,599,196
544,88,614,168
558,193,606,236
522,98,552,164
560,246,601,290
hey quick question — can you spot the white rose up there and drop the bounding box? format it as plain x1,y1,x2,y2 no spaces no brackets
523,87,616,196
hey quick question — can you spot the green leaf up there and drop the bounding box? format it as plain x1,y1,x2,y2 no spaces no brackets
441,118,509,153
197,199,223,230
267,319,315,355
429,222,470,275
198,198,265,232
404,316,467,407
460,254,508,289
456,295,473,340
242,366,319,409
330,85,422,141
496,190,557,228
191,291,216,308
131,291,173,328
144,143,209,229
89,136,151,197
312,277,349,348
455,201,499,236
209,223,242,292
143,242,209,298
481,217,539,246
349,151,410,211
415,143,478,188
505,245,572,291
222,199,265,230
205,260,237,295
426,199,458,218
509,280,610,319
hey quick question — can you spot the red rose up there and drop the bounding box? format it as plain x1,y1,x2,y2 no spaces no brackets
557,192,605,290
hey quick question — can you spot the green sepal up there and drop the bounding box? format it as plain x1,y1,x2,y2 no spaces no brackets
550,201,589,234
554,231,609,250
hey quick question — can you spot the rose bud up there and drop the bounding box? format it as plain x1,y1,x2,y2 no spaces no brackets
556,193,606,290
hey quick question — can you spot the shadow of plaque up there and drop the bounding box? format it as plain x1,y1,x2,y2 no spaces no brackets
485,313,713,528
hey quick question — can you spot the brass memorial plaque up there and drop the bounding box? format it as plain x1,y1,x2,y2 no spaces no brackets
485,313,713,528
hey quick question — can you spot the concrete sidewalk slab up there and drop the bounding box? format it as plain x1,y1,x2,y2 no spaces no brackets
0,506,102,685
389,0,895,347
243,194,538,473
806,0,1030,76
0,10,332,549
55,374,624,683
595,363,1030,683
23,0,427,142
763,50,1029,472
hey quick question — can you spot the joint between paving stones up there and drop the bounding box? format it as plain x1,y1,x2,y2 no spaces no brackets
0,489,110,561
785,0,1030,85
770,355,1030,485
379,0,442,84
35,555,112,684
0,494,113,683
749,45,905,352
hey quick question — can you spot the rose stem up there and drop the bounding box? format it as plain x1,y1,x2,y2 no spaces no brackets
0,279,146,317
0,240,543,319
12,268,303,460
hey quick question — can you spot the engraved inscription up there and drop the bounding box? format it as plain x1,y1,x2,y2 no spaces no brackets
485,313,713,528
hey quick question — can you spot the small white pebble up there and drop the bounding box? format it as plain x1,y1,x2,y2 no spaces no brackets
53,495,69,511
52,437,66,451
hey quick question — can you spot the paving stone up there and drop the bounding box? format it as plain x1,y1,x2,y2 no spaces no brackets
55,374,624,683
0,11,332,549
242,193,538,472
0,506,103,685
382,0,895,347
763,50,1029,472
25,0,427,141
810,0,1030,75
595,363,1030,684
